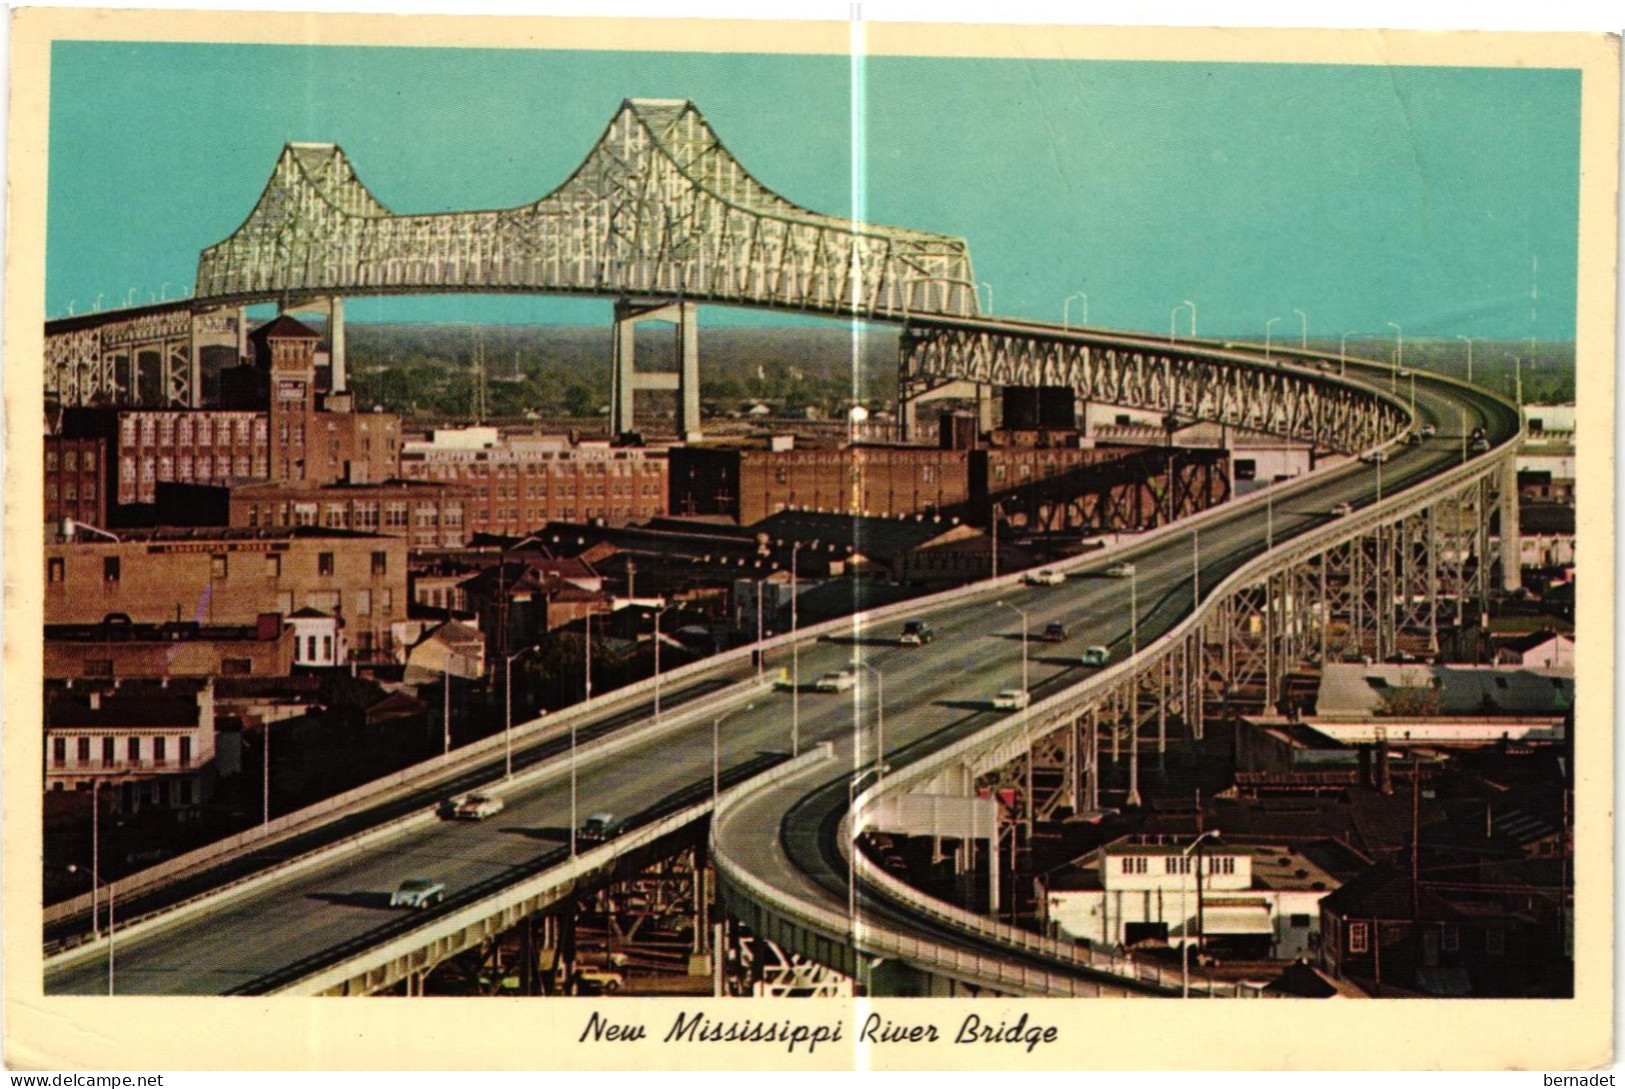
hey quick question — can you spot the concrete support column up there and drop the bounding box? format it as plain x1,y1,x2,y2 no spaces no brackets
610,299,702,441
612,306,638,436
677,301,701,441
976,383,996,433
329,296,347,393
1499,456,1521,591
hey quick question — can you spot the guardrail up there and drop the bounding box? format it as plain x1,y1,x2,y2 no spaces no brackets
720,356,1519,996
44,678,773,972
281,739,842,996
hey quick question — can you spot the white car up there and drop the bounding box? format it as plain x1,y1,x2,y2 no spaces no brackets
451,793,504,820
1104,562,1136,579
1420,423,1437,438
814,669,857,692
991,689,1031,711
1023,569,1065,587
1361,449,1388,464
1079,646,1110,667
390,878,446,909
1330,502,1354,517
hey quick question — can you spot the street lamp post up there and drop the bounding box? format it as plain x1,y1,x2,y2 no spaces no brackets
1294,308,1308,350
790,542,802,756
1180,830,1223,997
653,603,675,723
1457,334,1475,384
1265,317,1280,362
995,601,1030,697
68,863,115,995
1170,303,1186,344
1182,300,1197,338
1064,291,1089,330
1386,321,1404,392
857,661,886,780
503,645,541,780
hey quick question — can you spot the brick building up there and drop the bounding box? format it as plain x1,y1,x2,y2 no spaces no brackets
399,427,667,534
60,407,270,508
45,614,296,681
44,435,108,528
227,478,479,550
668,436,970,524
44,525,409,660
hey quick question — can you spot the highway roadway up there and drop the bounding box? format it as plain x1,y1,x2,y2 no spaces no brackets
715,362,1521,988
45,353,1516,995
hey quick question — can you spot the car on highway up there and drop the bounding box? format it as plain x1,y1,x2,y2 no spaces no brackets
1419,423,1437,438
1469,436,1491,453
1079,645,1110,667
1104,562,1136,579
1023,569,1066,587
1360,449,1388,464
1403,431,1423,445
1040,621,1070,642
449,792,505,820
814,668,857,692
578,812,628,845
390,878,447,910
1330,502,1354,517
898,619,936,646
991,688,1031,711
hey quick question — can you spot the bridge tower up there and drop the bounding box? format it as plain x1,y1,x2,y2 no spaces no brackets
611,299,701,442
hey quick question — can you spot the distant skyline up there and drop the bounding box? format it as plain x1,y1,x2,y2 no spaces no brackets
48,42,1580,340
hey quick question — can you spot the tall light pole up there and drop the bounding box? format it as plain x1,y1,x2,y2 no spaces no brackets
583,609,593,704
503,645,541,780
1064,291,1089,329
653,603,675,723
1182,300,1197,338
1386,321,1403,392
1457,334,1475,384
68,862,115,995
996,600,1030,696
1180,829,1222,997
857,661,886,780
1170,303,1186,344
1341,331,1359,377
790,542,802,757
1265,317,1280,362
1293,308,1308,350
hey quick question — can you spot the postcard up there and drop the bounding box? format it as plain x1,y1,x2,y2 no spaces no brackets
4,7,1617,1073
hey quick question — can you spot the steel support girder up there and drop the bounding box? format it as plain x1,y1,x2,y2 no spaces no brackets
900,323,1408,454
45,306,194,407
195,102,977,321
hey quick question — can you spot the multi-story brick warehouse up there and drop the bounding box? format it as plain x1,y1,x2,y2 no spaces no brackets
59,407,271,507
44,435,108,528
398,427,667,533
668,437,971,524
226,478,481,549
44,525,409,660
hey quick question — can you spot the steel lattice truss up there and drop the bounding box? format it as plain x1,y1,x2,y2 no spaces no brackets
45,306,199,407
901,322,1410,455
194,98,979,319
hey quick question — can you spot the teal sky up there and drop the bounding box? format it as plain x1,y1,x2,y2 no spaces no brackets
47,42,1580,339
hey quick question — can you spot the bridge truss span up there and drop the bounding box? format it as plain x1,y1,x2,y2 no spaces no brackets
195,99,979,320
901,318,1413,455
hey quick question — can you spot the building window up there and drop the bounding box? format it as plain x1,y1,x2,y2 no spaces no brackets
355,589,372,616
1348,922,1370,954
1163,856,1192,875
1207,856,1236,876
222,657,253,675
1289,914,1311,929
48,557,64,584
306,635,318,661
266,554,281,578
52,737,67,767
76,737,90,763
154,737,168,766
211,554,228,580
102,737,115,768
127,736,141,763
103,557,121,582
322,635,333,661
1120,856,1148,875
179,736,192,767
318,552,335,577
371,551,388,576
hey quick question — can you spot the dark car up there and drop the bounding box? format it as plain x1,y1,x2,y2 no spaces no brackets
1041,621,1069,642
578,812,627,845
899,619,936,646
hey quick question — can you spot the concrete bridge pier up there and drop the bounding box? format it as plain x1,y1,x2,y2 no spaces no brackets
612,298,701,441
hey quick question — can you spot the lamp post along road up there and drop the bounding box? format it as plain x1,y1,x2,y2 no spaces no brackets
504,645,541,780
996,601,1030,697
1182,299,1197,338
1294,308,1307,350
857,661,886,780
1180,830,1223,997
1265,316,1279,361
1386,321,1404,392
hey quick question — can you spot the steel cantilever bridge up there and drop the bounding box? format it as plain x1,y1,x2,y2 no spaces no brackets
43,99,1521,997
